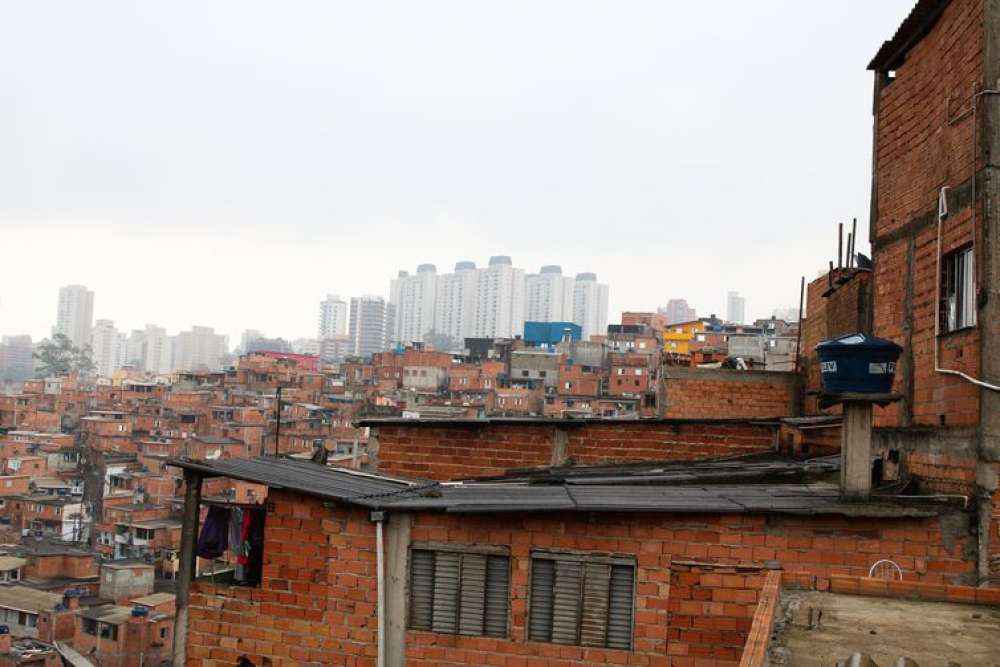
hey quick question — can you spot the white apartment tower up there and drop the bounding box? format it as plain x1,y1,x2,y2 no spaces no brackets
572,272,610,340
390,265,437,344
173,326,227,371
126,325,174,374
472,256,525,339
54,284,95,349
317,295,348,339
433,261,478,343
91,320,126,378
350,296,394,358
525,265,575,323
727,291,747,325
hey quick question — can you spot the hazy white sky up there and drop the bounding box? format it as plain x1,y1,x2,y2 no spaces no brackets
0,1,913,344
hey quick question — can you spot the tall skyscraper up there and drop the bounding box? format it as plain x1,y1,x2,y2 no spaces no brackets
126,325,174,374
525,265,575,323
660,299,697,325
726,291,747,325
91,319,126,377
390,265,438,344
433,261,478,343
350,296,394,358
54,284,95,348
471,256,525,339
317,295,348,339
173,326,228,371
572,272,610,340
238,330,264,355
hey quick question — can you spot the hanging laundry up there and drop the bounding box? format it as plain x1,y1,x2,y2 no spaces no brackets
197,505,230,559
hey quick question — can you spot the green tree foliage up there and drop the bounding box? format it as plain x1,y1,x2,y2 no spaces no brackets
33,334,96,377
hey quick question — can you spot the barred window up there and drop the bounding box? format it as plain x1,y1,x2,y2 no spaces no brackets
408,547,510,638
528,552,634,650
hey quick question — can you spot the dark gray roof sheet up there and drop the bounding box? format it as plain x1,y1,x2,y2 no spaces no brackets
868,0,950,70
168,457,419,507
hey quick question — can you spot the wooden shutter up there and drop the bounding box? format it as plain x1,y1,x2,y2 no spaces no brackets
483,555,510,638
528,558,555,642
431,551,460,634
409,549,434,631
551,560,583,645
606,564,634,650
579,562,611,647
458,553,487,635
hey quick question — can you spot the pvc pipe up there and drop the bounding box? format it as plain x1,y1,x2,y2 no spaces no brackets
376,517,386,667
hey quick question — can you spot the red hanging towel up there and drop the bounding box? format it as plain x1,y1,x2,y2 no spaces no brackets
237,509,254,565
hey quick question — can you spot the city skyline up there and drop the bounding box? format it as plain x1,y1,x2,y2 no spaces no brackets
0,1,910,347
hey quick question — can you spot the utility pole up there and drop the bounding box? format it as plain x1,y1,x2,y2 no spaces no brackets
273,385,282,457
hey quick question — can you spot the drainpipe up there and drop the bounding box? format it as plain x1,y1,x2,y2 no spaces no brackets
371,510,386,667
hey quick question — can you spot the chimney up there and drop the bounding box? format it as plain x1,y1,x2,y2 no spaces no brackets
0,624,10,654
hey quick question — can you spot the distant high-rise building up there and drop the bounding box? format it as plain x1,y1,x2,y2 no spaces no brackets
318,295,348,340
471,256,525,339
319,334,353,364
525,266,575,323
126,325,174,374
173,326,228,371
0,335,34,385
54,284,95,349
350,296,394,358
772,307,800,323
91,319,126,377
291,338,321,356
238,330,264,355
660,298,697,325
433,261,478,343
726,291,746,325
572,272,610,340
390,265,438,344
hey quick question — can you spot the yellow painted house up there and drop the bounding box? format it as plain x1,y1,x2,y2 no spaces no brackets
660,319,710,354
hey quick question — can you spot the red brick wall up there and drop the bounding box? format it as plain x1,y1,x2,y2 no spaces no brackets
373,421,779,480
661,369,794,420
667,562,769,664
872,0,984,428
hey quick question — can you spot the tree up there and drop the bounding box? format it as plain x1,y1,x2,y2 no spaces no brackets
33,334,96,377
423,329,462,353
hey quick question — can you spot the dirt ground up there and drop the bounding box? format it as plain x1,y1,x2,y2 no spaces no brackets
769,590,1000,666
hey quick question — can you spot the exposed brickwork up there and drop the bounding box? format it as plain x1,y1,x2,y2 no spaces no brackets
373,421,779,480
737,571,780,667
185,492,977,666
661,369,794,420
872,0,984,428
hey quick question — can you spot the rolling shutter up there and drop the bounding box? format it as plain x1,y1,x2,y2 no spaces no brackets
606,564,635,650
431,551,460,634
528,558,555,642
551,560,583,645
528,554,635,650
484,555,510,638
409,549,434,631
580,562,611,647
409,548,510,638
458,553,487,635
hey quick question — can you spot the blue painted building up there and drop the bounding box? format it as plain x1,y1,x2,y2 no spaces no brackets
523,321,582,347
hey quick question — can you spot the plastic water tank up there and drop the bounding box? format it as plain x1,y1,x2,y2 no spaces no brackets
816,333,902,394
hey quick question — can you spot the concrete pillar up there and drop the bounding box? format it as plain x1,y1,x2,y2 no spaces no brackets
550,427,569,467
172,470,201,667
840,402,873,501
384,513,412,667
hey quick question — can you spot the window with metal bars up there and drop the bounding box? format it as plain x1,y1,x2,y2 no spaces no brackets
527,552,635,650
408,547,510,638
941,245,976,333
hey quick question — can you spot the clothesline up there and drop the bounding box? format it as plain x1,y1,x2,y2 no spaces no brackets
200,500,265,509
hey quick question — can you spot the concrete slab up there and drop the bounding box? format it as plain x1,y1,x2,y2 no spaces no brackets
770,590,1000,666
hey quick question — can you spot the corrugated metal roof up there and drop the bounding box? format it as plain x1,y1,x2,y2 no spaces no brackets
868,0,950,70
168,457,420,507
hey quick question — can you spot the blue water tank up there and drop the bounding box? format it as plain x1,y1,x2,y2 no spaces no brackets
816,333,902,394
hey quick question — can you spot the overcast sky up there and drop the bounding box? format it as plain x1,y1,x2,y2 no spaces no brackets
0,1,913,344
